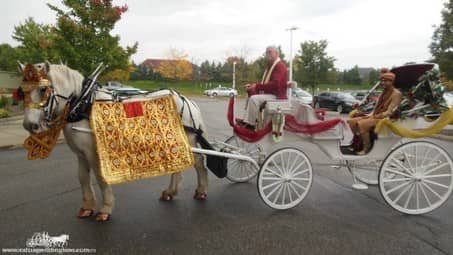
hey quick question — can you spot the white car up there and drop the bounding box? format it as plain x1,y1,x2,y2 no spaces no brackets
204,86,238,97
444,91,453,107
292,88,313,105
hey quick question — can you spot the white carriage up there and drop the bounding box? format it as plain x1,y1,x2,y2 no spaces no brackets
217,63,453,215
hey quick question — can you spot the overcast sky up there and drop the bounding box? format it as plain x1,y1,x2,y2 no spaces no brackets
1,0,447,69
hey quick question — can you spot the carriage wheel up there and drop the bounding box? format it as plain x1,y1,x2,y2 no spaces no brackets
257,148,313,210
379,141,453,215
224,136,261,183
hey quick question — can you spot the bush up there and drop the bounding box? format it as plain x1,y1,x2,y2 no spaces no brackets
0,108,9,118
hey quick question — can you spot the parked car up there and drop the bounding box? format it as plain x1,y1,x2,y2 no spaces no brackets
313,91,360,113
349,90,368,101
104,81,146,96
204,86,238,97
292,88,313,105
444,91,453,107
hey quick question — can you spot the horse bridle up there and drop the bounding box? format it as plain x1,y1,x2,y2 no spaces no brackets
20,65,71,127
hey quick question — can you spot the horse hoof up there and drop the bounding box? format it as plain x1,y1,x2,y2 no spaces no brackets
95,212,111,222
193,191,207,201
77,208,94,219
159,193,173,201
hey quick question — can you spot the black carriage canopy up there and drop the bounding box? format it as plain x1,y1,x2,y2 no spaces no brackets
390,63,436,92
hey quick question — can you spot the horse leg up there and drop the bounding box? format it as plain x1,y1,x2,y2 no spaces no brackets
160,173,182,201
193,153,208,200
76,155,96,218
85,152,114,221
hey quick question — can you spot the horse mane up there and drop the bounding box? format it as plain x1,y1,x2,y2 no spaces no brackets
47,64,84,97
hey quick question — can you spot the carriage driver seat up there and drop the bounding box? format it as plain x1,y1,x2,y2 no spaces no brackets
257,81,297,128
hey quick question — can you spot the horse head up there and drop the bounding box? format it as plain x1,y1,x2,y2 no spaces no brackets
18,62,84,134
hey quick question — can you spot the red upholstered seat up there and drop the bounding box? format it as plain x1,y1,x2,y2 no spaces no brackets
227,97,345,142
227,97,272,142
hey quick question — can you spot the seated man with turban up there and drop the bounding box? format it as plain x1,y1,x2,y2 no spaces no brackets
241,46,288,129
347,68,402,154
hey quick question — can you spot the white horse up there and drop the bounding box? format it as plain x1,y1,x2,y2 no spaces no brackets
19,62,209,221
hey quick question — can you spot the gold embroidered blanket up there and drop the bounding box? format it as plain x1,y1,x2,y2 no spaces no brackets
90,95,194,185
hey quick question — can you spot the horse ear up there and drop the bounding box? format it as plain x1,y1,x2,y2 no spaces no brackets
17,61,24,74
45,61,51,73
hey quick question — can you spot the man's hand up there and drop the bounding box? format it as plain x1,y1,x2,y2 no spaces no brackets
244,83,256,91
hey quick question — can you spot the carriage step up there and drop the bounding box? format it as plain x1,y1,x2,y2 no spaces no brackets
352,183,369,190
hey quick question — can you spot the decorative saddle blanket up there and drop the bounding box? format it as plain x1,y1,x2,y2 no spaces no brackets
90,95,194,184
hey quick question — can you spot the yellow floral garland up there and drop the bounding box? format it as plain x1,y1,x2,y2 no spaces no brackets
375,107,453,138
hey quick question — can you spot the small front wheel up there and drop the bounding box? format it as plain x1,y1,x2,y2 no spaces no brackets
257,148,313,210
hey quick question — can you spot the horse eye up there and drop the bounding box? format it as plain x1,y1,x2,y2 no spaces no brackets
39,86,47,95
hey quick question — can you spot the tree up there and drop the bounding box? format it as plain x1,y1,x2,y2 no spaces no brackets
12,18,59,63
47,0,137,76
430,0,453,79
0,44,20,71
294,40,335,94
154,48,193,81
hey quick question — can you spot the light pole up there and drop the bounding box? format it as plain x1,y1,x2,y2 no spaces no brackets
286,26,299,82
233,61,236,89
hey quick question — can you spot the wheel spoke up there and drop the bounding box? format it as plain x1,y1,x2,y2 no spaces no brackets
426,153,442,172
261,177,283,181
404,183,416,208
424,179,450,189
416,183,420,210
271,158,285,176
290,177,310,181
385,180,411,195
264,166,283,178
273,184,284,204
269,183,284,202
279,153,286,174
390,157,413,175
383,167,413,178
421,182,443,200
382,177,411,183
292,168,310,177
262,180,282,190
291,180,308,192
419,182,432,206
403,152,415,174
424,174,452,179
281,183,287,205
423,162,449,176
287,183,293,203
289,160,307,176
393,183,413,204
288,182,301,198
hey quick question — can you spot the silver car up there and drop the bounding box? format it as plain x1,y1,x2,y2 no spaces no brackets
204,86,238,97
292,88,313,105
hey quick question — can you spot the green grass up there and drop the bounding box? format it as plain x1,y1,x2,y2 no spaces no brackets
125,80,374,96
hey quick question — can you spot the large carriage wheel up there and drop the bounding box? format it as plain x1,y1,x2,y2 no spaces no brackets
257,148,313,210
224,136,261,183
379,141,453,215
